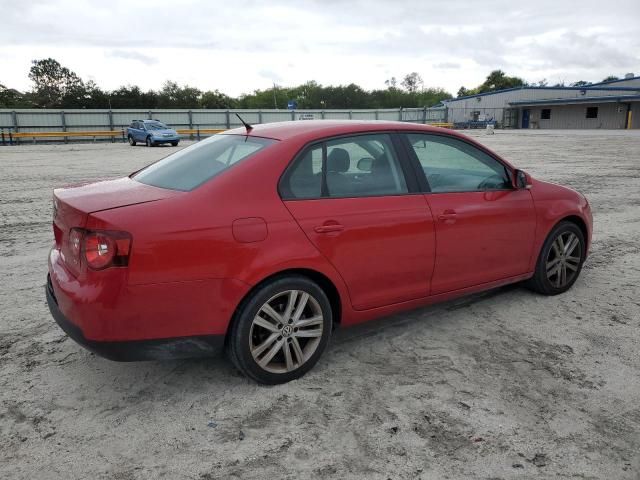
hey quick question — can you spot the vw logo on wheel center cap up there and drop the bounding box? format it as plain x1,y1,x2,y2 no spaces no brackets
282,325,293,337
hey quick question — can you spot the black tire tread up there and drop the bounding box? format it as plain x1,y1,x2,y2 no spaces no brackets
527,220,585,295
227,275,332,385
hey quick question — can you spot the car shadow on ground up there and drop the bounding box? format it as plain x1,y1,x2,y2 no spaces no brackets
63,283,528,393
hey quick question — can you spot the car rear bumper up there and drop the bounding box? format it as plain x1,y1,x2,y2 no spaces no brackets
48,247,249,340
46,274,225,361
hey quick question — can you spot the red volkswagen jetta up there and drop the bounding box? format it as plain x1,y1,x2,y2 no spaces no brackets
47,121,592,384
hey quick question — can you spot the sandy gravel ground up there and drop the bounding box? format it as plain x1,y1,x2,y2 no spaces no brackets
1,130,639,480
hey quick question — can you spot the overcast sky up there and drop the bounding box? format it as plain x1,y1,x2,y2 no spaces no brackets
1,0,639,96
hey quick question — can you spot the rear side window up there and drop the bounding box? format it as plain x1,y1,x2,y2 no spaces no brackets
134,134,276,191
280,133,408,199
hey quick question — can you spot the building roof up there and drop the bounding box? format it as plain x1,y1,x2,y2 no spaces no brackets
509,95,640,107
443,85,640,103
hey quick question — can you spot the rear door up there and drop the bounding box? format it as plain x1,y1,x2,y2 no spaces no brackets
401,133,536,295
280,133,436,310
133,121,145,141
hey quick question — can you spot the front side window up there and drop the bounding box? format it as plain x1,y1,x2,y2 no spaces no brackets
405,134,511,193
280,134,408,199
134,134,276,191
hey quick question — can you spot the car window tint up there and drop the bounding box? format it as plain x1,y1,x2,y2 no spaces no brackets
218,141,266,166
282,145,323,199
133,134,276,191
406,134,511,193
281,134,408,200
145,122,169,131
325,135,407,197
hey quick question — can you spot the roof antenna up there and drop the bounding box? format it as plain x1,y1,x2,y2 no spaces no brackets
235,113,253,132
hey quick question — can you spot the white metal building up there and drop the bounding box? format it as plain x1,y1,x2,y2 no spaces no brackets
442,75,640,129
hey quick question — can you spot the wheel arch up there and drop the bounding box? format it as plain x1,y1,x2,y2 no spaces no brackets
224,268,343,342
558,214,589,251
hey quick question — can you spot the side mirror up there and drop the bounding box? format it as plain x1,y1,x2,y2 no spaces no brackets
357,157,374,172
514,169,531,189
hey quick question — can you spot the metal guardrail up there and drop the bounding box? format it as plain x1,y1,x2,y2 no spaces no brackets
0,127,226,145
0,107,449,139
428,122,454,129
0,123,455,146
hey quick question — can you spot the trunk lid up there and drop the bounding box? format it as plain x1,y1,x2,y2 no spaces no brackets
52,177,181,276
54,177,180,214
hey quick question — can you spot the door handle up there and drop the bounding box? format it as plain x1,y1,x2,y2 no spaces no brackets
314,223,344,234
437,210,457,222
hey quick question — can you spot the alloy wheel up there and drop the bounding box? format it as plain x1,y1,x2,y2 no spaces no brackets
249,290,324,374
546,231,582,288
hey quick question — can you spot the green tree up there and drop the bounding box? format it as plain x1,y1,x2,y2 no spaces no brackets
0,83,26,107
28,58,86,108
456,70,525,97
81,80,111,108
200,89,235,109
401,72,424,93
384,77,398,88
570,80,591,87
157,81,201,108
476,70,525,93
601,75,619,82
109,85,158,109
10,58,453,110
457,86,474,97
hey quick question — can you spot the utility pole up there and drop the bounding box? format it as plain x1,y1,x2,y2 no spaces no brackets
273,82,278,110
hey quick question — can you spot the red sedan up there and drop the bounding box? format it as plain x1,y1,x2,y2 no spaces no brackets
47,121,592,384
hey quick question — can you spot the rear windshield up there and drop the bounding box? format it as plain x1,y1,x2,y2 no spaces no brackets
133,134,276,191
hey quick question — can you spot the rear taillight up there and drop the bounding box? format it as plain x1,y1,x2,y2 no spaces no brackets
68,228,132,270
69,228,83,258
53,223,63,246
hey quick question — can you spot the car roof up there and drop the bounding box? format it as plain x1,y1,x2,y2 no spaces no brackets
222,120,455,142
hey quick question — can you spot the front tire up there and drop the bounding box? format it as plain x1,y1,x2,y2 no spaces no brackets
527,221,586,295
128,135,136,146
146,136,154,147
228,276,332,384
171,141,179,146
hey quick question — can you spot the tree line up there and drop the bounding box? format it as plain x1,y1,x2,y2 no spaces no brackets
0,58,452,110
1,59,625,110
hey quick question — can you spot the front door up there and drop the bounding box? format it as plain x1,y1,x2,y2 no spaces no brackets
280,133,436,310
522,109,530,129
136,122,147,141
402,133,536,295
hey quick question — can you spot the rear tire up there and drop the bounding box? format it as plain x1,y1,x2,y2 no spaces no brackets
527,221,586,295
146,136,154,147
128,135,136,146
227,275,332,384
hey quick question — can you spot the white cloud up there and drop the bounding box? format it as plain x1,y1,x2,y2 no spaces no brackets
106,50,158,66
1,0,638,96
